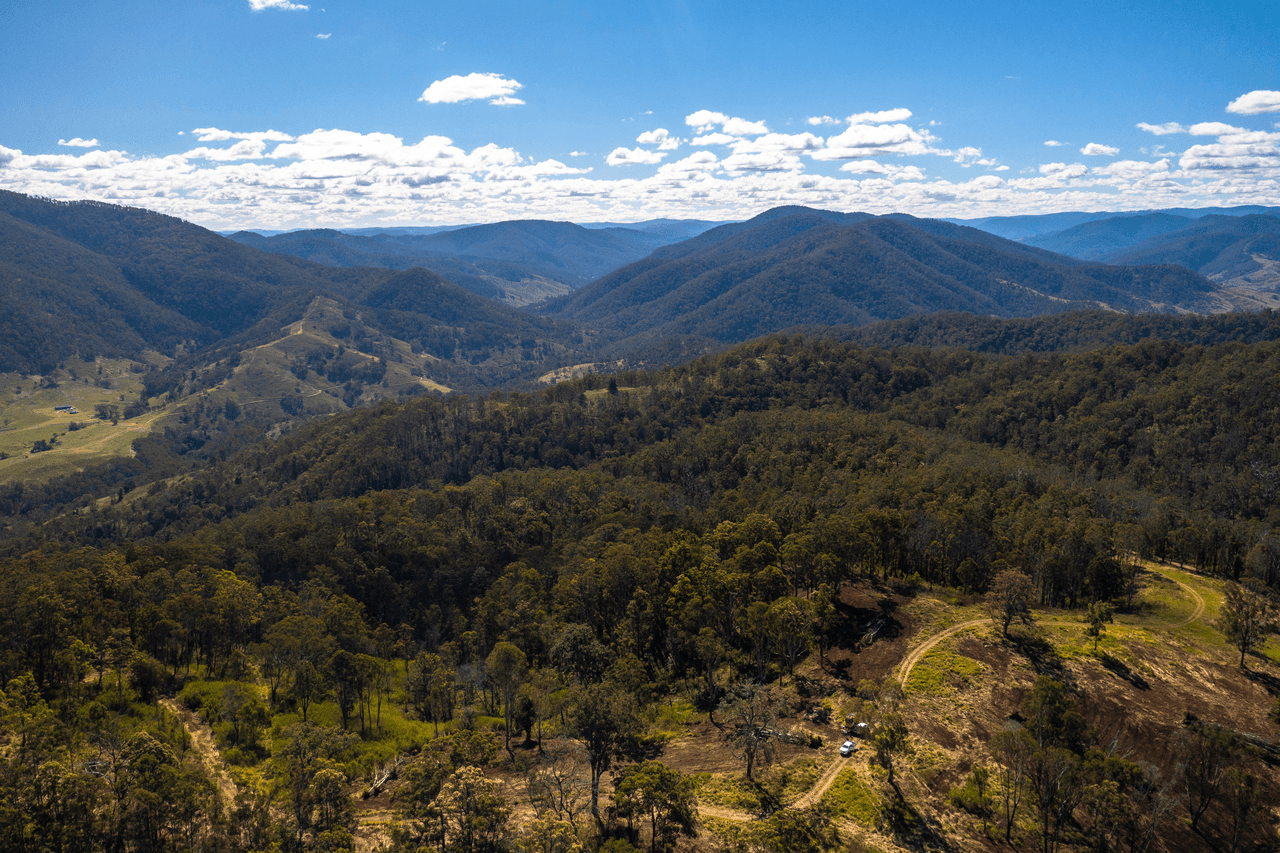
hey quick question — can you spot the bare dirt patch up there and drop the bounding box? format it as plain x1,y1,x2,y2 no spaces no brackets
159,697,238,806
821,582,918,685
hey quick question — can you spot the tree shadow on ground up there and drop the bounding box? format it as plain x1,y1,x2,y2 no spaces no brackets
1006,630,1070,682
1099,652,1150,690
1243,662,1280,696
879,789,960,853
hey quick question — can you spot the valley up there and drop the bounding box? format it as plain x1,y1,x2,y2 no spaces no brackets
5,193,1280,853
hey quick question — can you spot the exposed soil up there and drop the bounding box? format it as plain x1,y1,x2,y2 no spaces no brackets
821,582,919,685
159,697,238,806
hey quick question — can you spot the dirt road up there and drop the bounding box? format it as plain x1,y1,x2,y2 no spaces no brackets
160,697,238,805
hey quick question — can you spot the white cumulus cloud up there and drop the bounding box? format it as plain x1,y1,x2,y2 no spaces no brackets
636,128,683,150
1043,140,1067,147
1189,121,1244,137
248,0,308,10
731,132,824,154
806,116,840,126
1038,162,1088,178
691,133,738,146
194,127,294,143
316,33,330,39
654,151,719,178
813,122,940,160
847,108,912,125
606,147,666,166
1227,90,1280,115
953,146,1001,167
419,73,524,105
1080,143,1119,156
684,110,769,136
838,160,925,180
1137,122,1186,135
183,139,270,161
58,138,99,148
1098,159,1171,180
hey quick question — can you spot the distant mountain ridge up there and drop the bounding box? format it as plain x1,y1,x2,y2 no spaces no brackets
954,205,1280,241
0,190,586,386
1023,213,1198,260
543,206,1226,349
228,218,725,306
1014,210,1280,297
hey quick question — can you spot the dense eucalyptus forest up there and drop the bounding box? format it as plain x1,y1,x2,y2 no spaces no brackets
5,315,1280,853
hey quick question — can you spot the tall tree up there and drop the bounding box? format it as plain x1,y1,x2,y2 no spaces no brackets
568,681,637,825
986,569,1036,637
1179,717,1239,834
612,760,698,853
486,641,529,754
435,765,510,853
718,681,784,781
871,712,913,791
1214,581,1279,669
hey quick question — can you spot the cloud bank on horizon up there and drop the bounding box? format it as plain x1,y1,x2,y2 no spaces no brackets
2,87,1269,227
3,0,1280,232
3,88,1279,229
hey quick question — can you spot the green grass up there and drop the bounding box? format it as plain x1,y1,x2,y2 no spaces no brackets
905,646,984,697
694,773,763,811
820,768,881,825
0,360,157,483
648,698,700,741
779,756,825,800
693,755,825,812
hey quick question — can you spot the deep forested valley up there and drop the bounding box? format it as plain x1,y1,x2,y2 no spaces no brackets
6,322,1280,853
6,192,1280,853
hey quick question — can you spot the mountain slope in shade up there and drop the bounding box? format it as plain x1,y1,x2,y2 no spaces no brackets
0,212,206,373
0,191,587,384
1101,214,1280,292
1023,213,1197,260
954,205,1280,242
229,219,695,305
545,207,1223,347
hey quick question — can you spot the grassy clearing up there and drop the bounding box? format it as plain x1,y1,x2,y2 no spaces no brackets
0,360,156,482
1050,622,1145,664
699,816,749,847
820,768,881,825
693,755,828,811
905,645,984,697
648,698,700,741
694,774,762,811
779,756,825,800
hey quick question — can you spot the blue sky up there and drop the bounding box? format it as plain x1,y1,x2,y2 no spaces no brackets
2,0,1278,229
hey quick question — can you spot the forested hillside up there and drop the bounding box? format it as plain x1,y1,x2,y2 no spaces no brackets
543,208,1227,350
6,313,1280,852
229,219,699,306
0,191,589,381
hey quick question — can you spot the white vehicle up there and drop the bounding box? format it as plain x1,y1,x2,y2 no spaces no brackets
839,740,856,757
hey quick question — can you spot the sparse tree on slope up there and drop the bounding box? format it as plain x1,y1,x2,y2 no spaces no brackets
987,569,1036,638
1214,581,1278,669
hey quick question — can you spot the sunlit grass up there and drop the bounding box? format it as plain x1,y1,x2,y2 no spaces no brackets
693,754,826,812
0,361,156,483
649,697,700,741
905,644,984,697
820,768,880,825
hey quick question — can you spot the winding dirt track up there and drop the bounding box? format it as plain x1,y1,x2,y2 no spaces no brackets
160,697,238,805
1159,566,1206,626
792,751,853,809
895,619,990,686
779,562,1209,813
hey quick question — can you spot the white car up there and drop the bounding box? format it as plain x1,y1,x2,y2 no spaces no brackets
839,740,856,757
